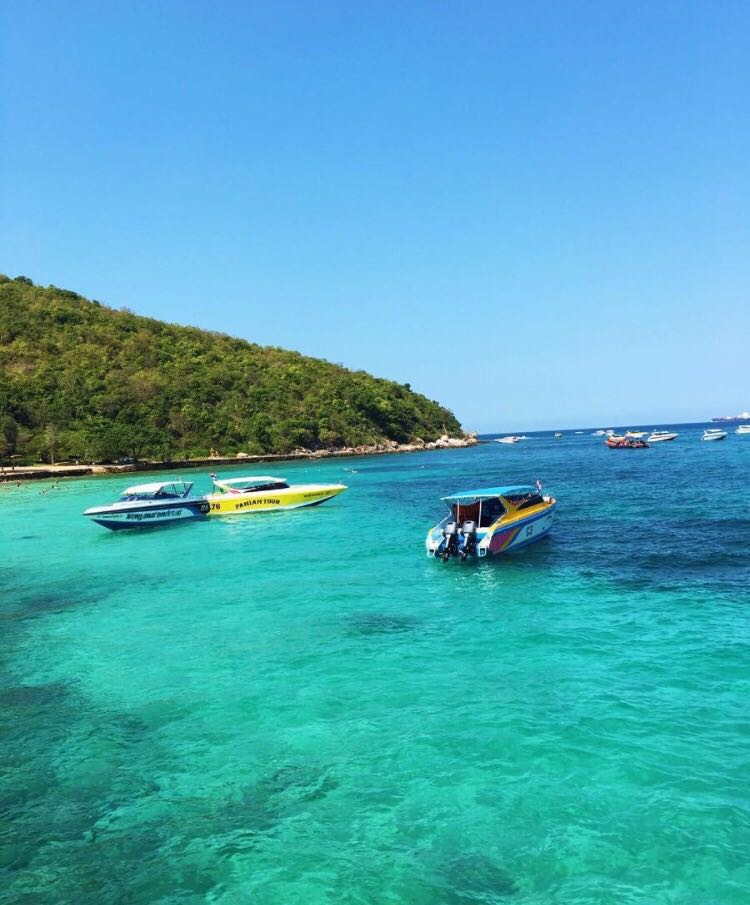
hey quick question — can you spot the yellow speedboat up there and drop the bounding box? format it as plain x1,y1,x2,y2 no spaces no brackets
205,474,347,515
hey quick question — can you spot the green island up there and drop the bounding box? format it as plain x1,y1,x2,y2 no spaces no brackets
0,275,466,465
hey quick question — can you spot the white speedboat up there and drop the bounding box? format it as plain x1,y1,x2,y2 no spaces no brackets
495,436,520,444
625,430,647,439
593,430,606,436
702,429,727,442
554,432,563,439
648,430,678,443
736,424,750,435
84,480,209,530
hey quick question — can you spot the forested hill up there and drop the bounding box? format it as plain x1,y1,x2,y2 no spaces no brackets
0,275,463,463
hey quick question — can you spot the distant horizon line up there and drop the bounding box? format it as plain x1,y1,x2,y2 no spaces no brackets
477,418,750,436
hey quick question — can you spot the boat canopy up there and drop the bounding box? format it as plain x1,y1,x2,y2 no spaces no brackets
215,476,286,486
122,481,192,496
441,484,537,503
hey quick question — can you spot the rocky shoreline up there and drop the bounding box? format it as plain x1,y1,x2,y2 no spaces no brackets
1,434,478,483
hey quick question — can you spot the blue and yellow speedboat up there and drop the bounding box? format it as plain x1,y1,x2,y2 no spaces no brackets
426,484,556,561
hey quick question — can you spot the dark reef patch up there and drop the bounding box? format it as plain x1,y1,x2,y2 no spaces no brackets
0,588,105,622
0,681,70,708
439,853,518,901
255,763,338,805
347,612,421,636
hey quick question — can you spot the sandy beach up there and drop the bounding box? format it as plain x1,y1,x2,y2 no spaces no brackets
1,434,478,483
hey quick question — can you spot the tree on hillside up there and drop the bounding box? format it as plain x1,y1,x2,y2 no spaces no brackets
43,424,59,465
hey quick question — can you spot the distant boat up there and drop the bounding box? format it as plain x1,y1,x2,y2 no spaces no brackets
606,435,649,449
712,412,750,422
648,430,678,443
702,429,727,442
554,432,563,439
625,430,647,439
593,430,606,436
736,424,750,435
495,436,520,444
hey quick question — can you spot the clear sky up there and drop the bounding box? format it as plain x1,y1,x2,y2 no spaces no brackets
2,1,748,431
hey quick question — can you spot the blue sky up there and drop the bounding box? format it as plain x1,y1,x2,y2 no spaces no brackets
2,1,748,431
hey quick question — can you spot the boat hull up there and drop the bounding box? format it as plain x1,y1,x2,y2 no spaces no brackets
84,500,210,530
484,504,555,555
205,483,347,515
606,437,649,448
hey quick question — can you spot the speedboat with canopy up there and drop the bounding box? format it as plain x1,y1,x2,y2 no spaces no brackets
205,474,347,515
702,429,727,441
426,484,556,561
648,430,678,443
83,480,209,530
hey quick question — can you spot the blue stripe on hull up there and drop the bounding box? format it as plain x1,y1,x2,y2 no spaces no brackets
500,526,552,554
88,506,207,530
488,506,555,555
93,517,203,531
91,518,192,531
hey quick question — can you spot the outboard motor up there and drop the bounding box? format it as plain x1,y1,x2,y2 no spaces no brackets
439,520,459,561
459,520,478,560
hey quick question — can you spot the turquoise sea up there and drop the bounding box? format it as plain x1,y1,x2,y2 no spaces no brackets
2,424,749,904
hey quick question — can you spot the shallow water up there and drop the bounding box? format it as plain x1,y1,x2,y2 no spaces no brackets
1,425,749,904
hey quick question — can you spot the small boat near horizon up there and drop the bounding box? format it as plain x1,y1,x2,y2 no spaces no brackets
702,429,727,442
426,484,556,561
712,412,750,422
625,430,647,439
205,474,347,514
495,436,520,444
554,432,563,439
648,430,678,443
83,480,210,530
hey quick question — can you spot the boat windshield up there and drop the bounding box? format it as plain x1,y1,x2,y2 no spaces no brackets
504,491,545,511
451,497,507,528
238,480,289,492
120,482,191,500
213,477,290,493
